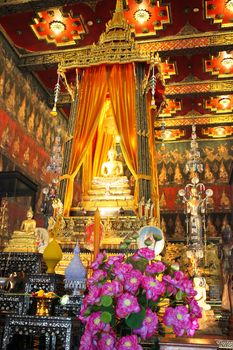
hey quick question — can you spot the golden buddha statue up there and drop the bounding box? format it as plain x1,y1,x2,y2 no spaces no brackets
174,215,185,239
204,162,215,183
219,161,228,183
101,148,123,177
82,147,134,214
207,216,218,237
220,190,231,210
4,207,37,252
174,163,183,184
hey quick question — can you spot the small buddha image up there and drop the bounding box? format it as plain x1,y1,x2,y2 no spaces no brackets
12,136,20,158
221,215,230,232
219,161,228,183
204,162,215,183
173,163,183,184
45,128,51,149
4,207,37,253
0,69,5,93
23,146,30,166
160,216,167,236
18,97,26,125
32,153,39,173
101,148,123,177
7,82,15,111
173,215,185,239
1,125,10,149
159,163,168,185
193,276,211,311
206,195,215,210
20,207,37,235
159,192,167,209
220,190,231,210
36,119,43,141
217,144,230,160
207,216,218,237
28,110,35,134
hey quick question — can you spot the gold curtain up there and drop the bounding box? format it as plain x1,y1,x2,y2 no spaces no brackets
107,63,138,199
82,100,113,194
63,65,108,216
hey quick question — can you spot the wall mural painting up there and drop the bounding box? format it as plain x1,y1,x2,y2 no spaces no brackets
157,139,233,187
156,139,233,240
0,39,67,186
0,110,50,184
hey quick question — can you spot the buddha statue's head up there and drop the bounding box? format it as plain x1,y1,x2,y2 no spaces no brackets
26,207,34,219
108,148,117,161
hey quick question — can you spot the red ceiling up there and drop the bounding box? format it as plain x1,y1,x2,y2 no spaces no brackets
1,0,233,121
0,0,230,53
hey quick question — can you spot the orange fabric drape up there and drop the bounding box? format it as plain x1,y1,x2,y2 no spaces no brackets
63,63,138,216
107,63,138,199
82,100,113,194
63,65,108,216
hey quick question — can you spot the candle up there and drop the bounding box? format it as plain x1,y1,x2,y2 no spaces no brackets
93,208,101,260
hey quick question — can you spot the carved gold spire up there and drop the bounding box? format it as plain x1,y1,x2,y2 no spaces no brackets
59,0,159,69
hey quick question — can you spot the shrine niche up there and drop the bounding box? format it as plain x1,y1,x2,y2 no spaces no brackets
58,0,164,220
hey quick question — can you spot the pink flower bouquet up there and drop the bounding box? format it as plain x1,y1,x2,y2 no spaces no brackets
79,248,202,349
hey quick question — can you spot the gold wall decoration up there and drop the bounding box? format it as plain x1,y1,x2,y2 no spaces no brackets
202,126,233,138
154,114,233,128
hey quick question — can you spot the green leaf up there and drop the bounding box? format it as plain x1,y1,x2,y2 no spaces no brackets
144,237,153,246
101,311,112,324
125,307,146,329
124,238,132,245
132,232,139,240
101,295,113,307
175,289,183,301
119,243,127,250
128,257,148,272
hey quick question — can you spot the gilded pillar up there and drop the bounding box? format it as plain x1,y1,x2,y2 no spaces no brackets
135,63,151,202
59,90,79,202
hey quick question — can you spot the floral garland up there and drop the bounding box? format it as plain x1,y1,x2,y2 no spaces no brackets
79,247,202,350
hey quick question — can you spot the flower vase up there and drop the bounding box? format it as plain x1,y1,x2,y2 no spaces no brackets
43,238,62,273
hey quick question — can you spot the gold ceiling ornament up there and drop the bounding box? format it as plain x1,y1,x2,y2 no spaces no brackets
58,0,160,69
134,9,151,24
225,0,233,11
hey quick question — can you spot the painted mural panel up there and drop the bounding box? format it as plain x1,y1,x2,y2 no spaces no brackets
0,38,67,185
156,138,233,240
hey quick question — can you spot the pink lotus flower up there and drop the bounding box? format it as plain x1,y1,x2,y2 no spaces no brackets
145,261,166,275
187,318,199,336
86,312,111,333
116,292,140,318
189,298,202,318
79,249,201,348
102,280,123,297
134,247,155,260
163,306,191,336
134,308,158,340
142,276,166,301
116,335,143,350
124,270,142,294
91,251,107,270
79,330,98,350
83,285,101,305
88,269,107,286
105,254,125,268
98,331,117,350
113,262,133,282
